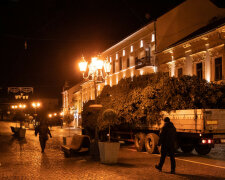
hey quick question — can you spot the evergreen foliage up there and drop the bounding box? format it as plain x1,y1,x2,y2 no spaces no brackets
82,73,225,132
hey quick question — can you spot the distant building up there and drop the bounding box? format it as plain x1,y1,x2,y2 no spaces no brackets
62,82,82,127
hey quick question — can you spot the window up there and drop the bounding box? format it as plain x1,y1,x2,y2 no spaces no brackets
178,68,183,78
151,33,155,42
130,45,133,52
119,57,122,70
123,50,125,56
196,63,203,80
110,57,112,63
127,58,130,68
215,57,222,81
116,53,118,60
113,60,115,73
145,47,151,63
140,40,143,48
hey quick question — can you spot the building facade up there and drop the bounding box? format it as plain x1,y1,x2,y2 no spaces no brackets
157,23,225,83
62,83,82,127
62,0,225,127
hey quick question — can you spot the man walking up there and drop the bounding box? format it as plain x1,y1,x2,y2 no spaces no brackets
155,117,177,174
35,120,52,153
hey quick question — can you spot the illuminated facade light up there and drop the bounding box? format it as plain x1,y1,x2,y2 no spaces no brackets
123,50,125,56
130,45,133,52
140,40,143,48
154,66,157,73
140,70,144,75
110,78,112,87
131,71,134,81
116,75,118,84
110,57,112,63
116,53,118,60
123,73,126,78
151,33,155,42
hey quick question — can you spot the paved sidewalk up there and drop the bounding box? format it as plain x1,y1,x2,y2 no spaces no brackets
0,121,225,180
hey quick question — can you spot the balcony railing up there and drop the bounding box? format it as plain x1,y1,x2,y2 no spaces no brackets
135,56,154,69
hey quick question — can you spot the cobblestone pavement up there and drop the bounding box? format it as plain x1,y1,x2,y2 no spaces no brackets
0,121,225,180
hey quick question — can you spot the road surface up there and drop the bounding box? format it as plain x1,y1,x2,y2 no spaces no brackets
0,121,225,179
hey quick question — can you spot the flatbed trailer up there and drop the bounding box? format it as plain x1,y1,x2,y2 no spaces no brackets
110,109,225,155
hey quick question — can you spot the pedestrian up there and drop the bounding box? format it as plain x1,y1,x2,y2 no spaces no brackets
35,119,52,153
155,117,177,174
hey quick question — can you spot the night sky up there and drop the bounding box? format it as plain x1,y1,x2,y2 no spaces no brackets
0,0,184,98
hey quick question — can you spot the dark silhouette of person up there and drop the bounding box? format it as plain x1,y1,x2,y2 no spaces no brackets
35,120,52,153
155,117,177,174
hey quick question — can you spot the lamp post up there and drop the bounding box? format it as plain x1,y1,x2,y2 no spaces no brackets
79,56,111,159
32,102,41,126
18,104,26,128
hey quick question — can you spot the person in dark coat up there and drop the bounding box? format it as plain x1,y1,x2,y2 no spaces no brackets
155,117,177,174
35,120,52,153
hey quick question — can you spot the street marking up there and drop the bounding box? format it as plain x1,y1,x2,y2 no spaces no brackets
174,157,225,170
127,148,225,169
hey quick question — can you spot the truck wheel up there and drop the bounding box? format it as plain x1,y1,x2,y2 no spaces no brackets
195,145,211,155
180,145,194,153
145,133,159,154
134,133,146,152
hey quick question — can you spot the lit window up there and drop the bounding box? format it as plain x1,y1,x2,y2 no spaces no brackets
152,33,155,42
130,45,133,52
110,57,112,63
116,54,118,60
127,58,130,68
178,68,183,78
196,63,203,80
119,57,122,70
140,40,143,48
26,96,28,99
215,57,222,81
123,50,125,56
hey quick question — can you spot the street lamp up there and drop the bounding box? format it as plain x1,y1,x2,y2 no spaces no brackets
18,103,26,128
79,56,111,99
32,102,41,125
79,56,111,150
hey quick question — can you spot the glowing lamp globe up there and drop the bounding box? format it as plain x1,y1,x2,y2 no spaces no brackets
79,58,88,72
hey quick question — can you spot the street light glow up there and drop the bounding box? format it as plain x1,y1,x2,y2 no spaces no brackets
32,102,41,108
79,56,88,72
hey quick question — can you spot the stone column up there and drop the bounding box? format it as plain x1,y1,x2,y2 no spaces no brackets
185,50,193,76
205,44,211,82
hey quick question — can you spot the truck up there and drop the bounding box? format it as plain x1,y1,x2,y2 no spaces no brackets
110,109,225,155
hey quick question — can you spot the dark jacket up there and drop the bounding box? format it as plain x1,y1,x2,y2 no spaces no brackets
158,121,176,149
35,124,52,140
